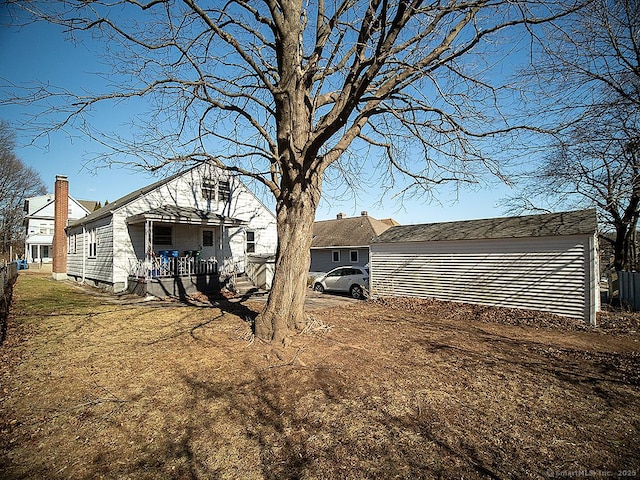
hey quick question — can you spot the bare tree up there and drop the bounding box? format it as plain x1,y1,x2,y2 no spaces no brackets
505,0,640,271
4,0,580,343
0,121,47,259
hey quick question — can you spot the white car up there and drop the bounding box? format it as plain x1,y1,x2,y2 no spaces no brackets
312,266,369,299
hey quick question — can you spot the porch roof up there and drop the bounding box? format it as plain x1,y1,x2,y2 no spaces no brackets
126,205,248,226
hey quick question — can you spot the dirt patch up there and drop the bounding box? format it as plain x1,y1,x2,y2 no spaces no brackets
1,273,639,479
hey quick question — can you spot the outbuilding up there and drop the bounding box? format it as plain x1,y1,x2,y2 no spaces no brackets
369,209,599,325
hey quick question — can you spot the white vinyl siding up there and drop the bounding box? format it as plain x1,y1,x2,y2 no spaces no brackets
66,216,114,288
370,235,597,324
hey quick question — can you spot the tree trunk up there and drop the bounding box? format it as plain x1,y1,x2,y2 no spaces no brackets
614,224,628,271
254,179,321,344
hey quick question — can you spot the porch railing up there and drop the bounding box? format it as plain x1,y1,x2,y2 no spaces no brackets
129,256,218,279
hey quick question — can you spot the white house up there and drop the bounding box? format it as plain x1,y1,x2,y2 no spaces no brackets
369,209,599,325
63,162,277,296
24,193,95,264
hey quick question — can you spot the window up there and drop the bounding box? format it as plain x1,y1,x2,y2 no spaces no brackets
327,268,345,277
41,245,50,259
202,178,231,202
153,225,172,246
218,180,231,202
68,234,77,254
202,179,216,200
350,250,359,263
332,250,340,263
203,230,214,247
88,229,97,257
246,230,256,253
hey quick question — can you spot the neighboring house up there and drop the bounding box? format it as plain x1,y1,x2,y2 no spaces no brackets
370,209,599,325
63,162,277,297
310,211,399,273
24,193,96,264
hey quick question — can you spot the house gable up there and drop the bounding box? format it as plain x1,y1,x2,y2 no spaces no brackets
68,162,276,228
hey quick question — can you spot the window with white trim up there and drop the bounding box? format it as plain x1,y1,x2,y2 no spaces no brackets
202,178,231,202
350,250,359,263
88,229,97,257
332,250,340,263
202,179,216,200
218,180,231,202
68,233,77,254
246,230,256,253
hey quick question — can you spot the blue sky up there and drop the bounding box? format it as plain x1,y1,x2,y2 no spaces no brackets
0,15,521,226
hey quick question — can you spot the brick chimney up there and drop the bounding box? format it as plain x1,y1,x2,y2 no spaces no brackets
52,175,69,281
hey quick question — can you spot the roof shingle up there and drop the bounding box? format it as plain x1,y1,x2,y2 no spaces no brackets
312,214,397,248
374,209,597,244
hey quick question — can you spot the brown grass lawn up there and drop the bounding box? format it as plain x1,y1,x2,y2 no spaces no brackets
1,271,639,479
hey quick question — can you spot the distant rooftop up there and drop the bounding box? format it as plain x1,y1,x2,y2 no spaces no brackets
312,211,399,248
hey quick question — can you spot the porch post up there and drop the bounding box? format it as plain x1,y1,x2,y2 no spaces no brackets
145,220,154,276
82,225,86,282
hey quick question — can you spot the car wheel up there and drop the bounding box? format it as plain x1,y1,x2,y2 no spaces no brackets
313,283,325,293
350,284,364,299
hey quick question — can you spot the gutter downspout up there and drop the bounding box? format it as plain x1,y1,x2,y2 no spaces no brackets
82,224,86,283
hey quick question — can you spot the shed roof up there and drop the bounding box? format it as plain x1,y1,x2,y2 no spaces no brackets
374,209,597,244
312,214,397,248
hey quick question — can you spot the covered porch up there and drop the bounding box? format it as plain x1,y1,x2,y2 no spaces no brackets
126,205,247,297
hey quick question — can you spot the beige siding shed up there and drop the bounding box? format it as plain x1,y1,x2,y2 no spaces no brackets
369,209,599,325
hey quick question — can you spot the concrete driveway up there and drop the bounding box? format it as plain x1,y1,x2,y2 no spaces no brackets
240,288,362,310
303,289,362,310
